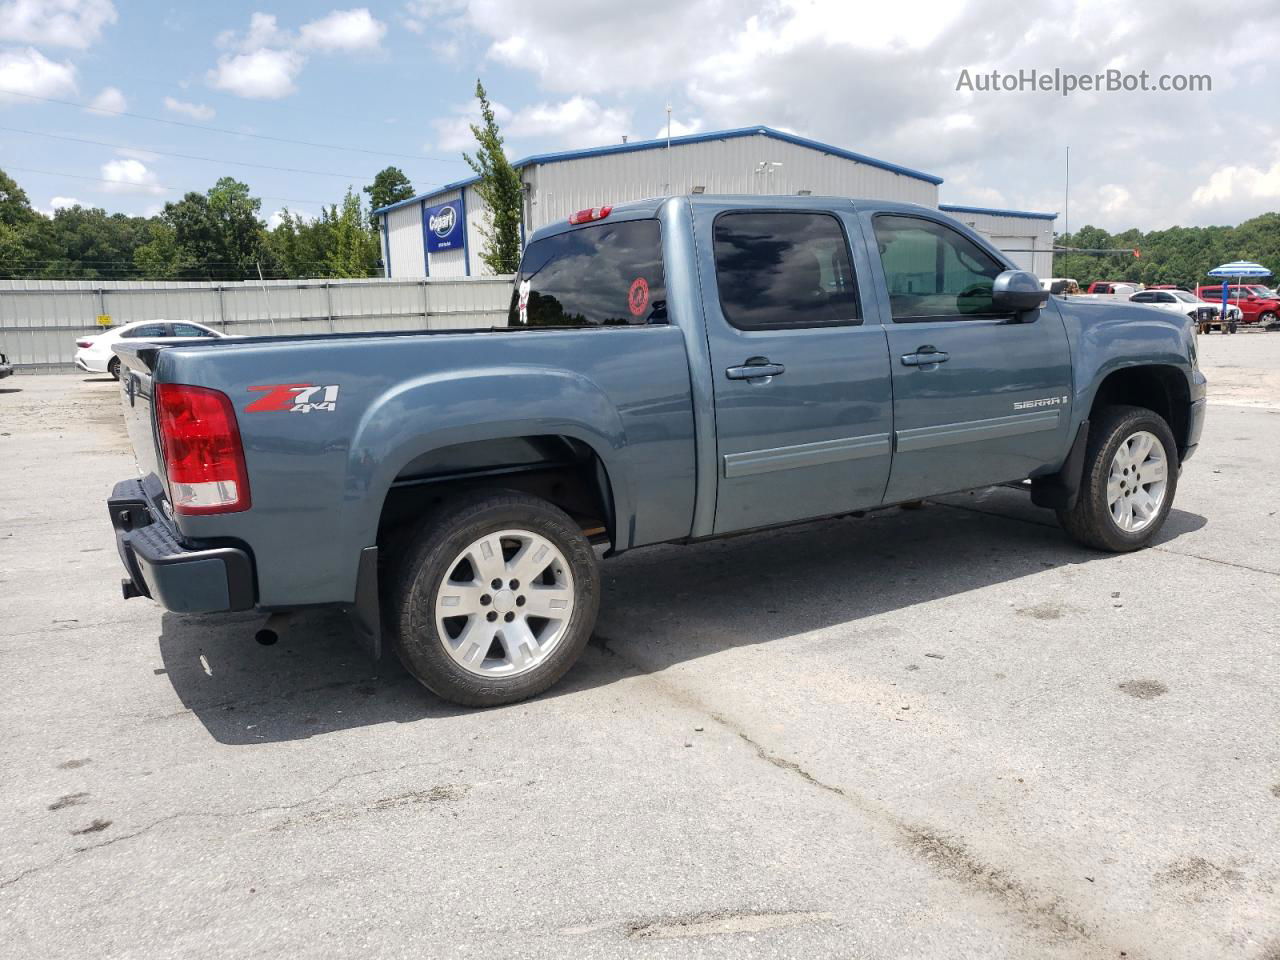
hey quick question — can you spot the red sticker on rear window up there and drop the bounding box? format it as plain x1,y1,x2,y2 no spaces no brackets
628,276,649,317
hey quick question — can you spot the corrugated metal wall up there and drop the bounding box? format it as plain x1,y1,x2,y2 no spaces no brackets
0,276,513,372
385,202,426,278
944,211,1057,277
392,132,940,279
526,133,938,231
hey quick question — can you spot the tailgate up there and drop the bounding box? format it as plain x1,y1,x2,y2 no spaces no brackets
115,344,164,482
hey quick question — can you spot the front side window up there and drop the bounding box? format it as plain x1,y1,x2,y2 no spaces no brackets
509,219,665,328
172,323,213,337
874,215,1006,320
712,211,859,329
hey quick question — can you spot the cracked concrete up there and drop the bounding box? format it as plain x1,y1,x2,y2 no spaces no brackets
2,333,1279,959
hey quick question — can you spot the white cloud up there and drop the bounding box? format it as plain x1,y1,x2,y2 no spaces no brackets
163,95,214,120
298,8,386,51
442,0,1280,230
217,12,284,52
655,116,703,139
49,194,78,210
100,158,163,194
0,0,117,49
208,48,304,99
208,9,387,99
87,84,125,114
401,0,466,34
267,208,286,229
507,96,632,148
0,46,76,102
431,97,513,152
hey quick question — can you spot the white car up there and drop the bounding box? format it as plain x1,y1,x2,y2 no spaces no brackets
1128,289,1243,324
74,320,227,379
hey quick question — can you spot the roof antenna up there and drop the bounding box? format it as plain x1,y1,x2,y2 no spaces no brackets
665,103,672,195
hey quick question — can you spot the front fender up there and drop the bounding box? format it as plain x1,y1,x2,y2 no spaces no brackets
1055,298,1196,425
344,364,632,550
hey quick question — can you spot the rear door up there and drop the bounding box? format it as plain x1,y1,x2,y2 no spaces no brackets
868,213,1074,502
695,207,894,534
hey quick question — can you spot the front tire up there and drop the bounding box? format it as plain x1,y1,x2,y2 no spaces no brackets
1057,405,1178,552
107,356,121,380
390,491,600,707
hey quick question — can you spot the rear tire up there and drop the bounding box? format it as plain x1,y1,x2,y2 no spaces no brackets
390,490,600,707
1056,405,1178,552
107,356,121,380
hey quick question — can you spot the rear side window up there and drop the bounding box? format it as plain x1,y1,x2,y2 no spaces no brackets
712,212,859,329
510,219,665,328
172,323,214,338
123,323,168,338
874,215,1005,320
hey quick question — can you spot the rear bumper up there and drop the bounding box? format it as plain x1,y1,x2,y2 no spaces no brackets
108,478,255,613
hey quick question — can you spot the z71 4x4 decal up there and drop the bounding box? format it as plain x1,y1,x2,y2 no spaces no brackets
245,383,340,413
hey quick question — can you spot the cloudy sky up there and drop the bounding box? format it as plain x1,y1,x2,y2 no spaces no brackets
1,0,1277,231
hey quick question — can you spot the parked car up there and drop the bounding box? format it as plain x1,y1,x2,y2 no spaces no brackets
1129,288,1242,334
107,196,1206,707
1087,281,1143,295
75,320,227,379
1193,284,1280,329
0,349,12,379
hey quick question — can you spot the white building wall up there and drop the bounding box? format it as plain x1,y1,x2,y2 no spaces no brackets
385,202,426,278
523,133,938,231
942,208,1057,278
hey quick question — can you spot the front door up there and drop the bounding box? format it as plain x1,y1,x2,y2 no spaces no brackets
695,207,894,534
867,213,1074,503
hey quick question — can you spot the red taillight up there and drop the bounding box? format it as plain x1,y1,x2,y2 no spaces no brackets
154,383,251,515
76,339,93,348
568,204,612,225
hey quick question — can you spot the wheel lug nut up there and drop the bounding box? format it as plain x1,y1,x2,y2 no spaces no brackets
516,596,526,607
491,579,502,590
480,594,491,605
504,612,515,622
509,579,519,589
486,611,497,622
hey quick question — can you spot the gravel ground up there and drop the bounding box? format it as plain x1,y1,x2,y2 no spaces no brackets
1,333,1277,959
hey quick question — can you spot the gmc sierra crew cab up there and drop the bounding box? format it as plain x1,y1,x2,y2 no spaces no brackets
108,195,1207,707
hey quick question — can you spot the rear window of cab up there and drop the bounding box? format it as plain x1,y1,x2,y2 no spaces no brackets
509,219,666,328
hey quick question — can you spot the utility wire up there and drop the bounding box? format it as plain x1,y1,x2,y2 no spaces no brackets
0,87,466,166
0,161,329,205
0,125,374,180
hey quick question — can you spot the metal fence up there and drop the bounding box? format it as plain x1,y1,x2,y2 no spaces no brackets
0,276,514,372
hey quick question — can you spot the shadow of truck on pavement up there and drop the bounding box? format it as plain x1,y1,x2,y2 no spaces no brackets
157,487,1206,745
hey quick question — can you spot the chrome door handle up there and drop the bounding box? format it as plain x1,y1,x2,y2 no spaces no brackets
726,358,786,380
901,347,949,367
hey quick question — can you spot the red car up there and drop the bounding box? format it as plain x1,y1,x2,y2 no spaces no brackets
1194,284,1280,329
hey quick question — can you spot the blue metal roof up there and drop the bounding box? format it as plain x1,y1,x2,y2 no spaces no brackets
938,203,1057,221
374,125,944,216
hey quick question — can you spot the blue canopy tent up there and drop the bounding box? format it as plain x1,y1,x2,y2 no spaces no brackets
1206,261,1272,333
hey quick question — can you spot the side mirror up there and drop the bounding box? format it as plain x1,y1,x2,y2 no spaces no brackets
992,270,1050,315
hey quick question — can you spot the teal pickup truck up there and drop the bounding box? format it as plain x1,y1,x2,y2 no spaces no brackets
108,196,1206,706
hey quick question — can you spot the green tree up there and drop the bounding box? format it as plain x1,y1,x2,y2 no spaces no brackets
463,79,523,274
363,166,414,227
326,187,380,277
152,178,272,279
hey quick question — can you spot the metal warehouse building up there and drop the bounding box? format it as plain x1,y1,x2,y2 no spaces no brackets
375,125,1055,279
